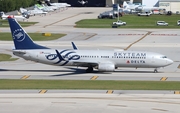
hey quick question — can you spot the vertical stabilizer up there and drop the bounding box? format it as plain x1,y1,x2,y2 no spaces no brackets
8,16,48,49
123,1,128,9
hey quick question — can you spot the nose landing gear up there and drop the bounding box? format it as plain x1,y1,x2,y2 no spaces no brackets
154,68,158,73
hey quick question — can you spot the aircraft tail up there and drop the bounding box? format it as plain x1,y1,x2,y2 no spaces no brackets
45,1,52,6
20,8,27,14
8,16,49,50
0,11,5,16
123,1,129,9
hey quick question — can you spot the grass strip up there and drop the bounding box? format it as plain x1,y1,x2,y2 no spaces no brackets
0,80,180,90
0,33,66,41
0,53,18,61
0,20,38,27
75,14,180,28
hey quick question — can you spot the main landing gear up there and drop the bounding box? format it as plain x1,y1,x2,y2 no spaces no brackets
154,68,158,73
86,66,93,73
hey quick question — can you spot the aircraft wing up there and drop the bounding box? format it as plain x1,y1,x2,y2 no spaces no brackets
71,42,78,50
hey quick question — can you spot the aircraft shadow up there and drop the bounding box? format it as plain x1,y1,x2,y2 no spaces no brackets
0,68,162,77
0,69,73,72
51,67,111,76
0,68,108,77
113,70,158,73
50,68,160,76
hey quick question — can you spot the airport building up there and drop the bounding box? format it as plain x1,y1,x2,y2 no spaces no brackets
159,0,180,13
54,0,180,13
56,0,142,7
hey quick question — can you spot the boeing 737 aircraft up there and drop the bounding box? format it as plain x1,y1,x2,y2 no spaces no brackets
8,16,173,73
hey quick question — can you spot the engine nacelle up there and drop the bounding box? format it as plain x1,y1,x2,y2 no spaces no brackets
98,63,115,72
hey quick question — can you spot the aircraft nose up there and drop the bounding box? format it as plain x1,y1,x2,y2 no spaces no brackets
166,59,173,65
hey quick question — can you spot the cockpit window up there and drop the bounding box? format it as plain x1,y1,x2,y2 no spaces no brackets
161,56,167,58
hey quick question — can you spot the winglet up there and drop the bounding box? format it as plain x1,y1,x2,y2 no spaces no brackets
71,42,78,50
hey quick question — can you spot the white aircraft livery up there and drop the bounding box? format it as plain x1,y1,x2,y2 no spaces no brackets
8,16,173,73
1,12,28,21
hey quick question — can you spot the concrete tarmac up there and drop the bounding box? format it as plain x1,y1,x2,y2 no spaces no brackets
0,93,180,113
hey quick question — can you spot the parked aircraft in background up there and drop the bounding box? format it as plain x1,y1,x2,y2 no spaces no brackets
122,1,161,13
114,1,139,14
0,12,28,21
135,5,160,13
123,1,140,11
35,4,54,12
8,16,173,73
44,1,60,10
78,0,88,5
50,2,71,7
44,0,71,7
20,8,48,16
19,0,71,17
36,0,70,11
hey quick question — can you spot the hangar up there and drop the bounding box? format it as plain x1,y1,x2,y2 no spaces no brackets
159,0,180,13
56,0,142,7
52,0,180,14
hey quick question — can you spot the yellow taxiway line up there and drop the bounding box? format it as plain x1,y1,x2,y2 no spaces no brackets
21,75,30,79
174,91,180,94
91,76,98,80
160,77,168,81
106,90,114,94
39,90,47,94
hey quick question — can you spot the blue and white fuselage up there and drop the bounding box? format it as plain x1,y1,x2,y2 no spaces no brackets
13,49,173,72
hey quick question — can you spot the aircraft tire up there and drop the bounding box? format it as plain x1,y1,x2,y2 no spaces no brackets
154,69,158,73
86,66,93,73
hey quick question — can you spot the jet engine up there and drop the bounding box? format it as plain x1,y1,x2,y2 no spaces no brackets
98,63,115,72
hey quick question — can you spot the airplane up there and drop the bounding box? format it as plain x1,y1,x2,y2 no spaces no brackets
7,16,173,73
78,0,88,5
123,1,160,13
44,0,71,7
20,8,48,16
123,1,140,11
44,1,60,10
34,4,54,12
0,12,28,21
114,1,139,14
135,5,160,13
50,3,71,7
